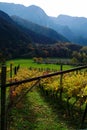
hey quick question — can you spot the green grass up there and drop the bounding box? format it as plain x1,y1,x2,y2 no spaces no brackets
9,88,73,130
6,58,73,71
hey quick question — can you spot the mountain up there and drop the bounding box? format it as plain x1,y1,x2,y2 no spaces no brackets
0,10,60,59
0,2,72,41
0,10,84,60
53,15,87,45
49,17,76,42
0,10,71,59
0,10,30,46
1,9,66,45
0,10,57,45
0,2,87,45
57,14,87,33
11,15,69,42
0,2,50,27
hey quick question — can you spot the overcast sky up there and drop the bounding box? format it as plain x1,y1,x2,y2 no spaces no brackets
0,0,87,17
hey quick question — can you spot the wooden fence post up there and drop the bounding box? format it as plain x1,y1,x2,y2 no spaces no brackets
10,63,12,78
10,63,13,104
60,64,63,100
14,66,17,75
80,103,87,129
1,64,7,130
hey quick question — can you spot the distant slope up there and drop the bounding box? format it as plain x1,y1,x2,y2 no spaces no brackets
52,15,87,45
12,15,69,42
0,10,59,59
0,11,83,60
0,3,50,26
0,2,87,45
0,10,60,46
0,10,30,45
0,3,70,42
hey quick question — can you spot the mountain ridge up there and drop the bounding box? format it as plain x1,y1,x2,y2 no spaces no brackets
0,10,71,59
0,2,87,45
0,9,86,61
11,15,69,42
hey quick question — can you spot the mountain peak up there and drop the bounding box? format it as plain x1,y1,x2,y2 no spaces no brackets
27,5,47,16
28,5,42,9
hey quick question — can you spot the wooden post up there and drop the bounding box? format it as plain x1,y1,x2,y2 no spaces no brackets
10,63,12,78
10,63,13,104
14,66,17,75
80,103,87,129
60,64,63,100
1,64,7,130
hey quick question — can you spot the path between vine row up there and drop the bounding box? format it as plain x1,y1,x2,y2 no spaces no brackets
9,88,74,130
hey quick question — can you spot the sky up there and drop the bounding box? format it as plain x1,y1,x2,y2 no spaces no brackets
0,0,87,18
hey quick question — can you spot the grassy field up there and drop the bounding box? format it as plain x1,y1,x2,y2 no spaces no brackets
6,58,73,71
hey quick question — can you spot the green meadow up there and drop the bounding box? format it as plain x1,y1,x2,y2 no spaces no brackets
6,58,72,71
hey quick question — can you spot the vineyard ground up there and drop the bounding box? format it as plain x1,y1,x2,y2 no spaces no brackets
1,60,87,130
8,88,74,130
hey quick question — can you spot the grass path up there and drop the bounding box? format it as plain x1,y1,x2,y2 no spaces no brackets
9,88,74,130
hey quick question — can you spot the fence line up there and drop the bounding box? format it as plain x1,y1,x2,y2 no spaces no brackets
5,64,87,87
0,63,20,130
0,64,87,130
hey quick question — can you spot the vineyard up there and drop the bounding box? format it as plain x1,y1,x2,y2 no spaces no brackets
0,63,87,130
